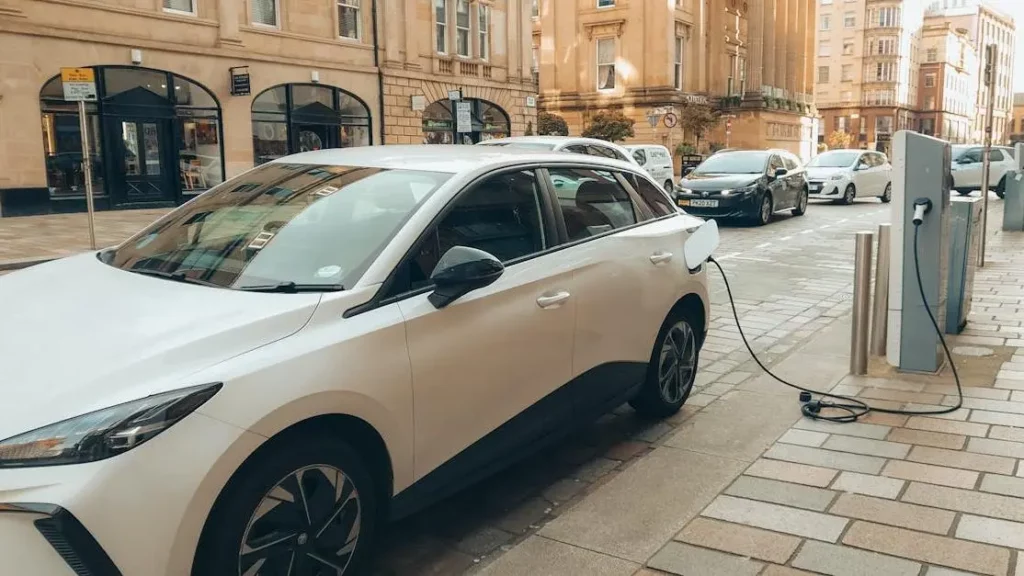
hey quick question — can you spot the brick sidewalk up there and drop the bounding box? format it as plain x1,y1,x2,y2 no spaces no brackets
0,209,169,263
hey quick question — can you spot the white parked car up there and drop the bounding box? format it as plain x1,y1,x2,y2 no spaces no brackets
477,135,639,165
806,149,892,204
950,145,1018,198
625,144,677,193
0,145,718,576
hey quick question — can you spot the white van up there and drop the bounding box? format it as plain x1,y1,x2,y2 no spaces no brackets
625,144,676,192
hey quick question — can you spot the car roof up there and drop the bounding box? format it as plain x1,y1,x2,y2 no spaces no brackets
273,144,639,173
624,144,668,150
481,135,630,148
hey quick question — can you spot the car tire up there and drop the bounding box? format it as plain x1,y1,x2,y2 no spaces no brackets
840,184,856,205
792,186,809,216
664,179,675,194
956,189,972,196
630,309,700,418
192,434,378,576
880,183,892,203
753,193,773,226
996,176,1006,199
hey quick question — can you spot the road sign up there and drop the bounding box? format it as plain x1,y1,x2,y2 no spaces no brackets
456,101,472,133
60,67,97,101
664,113,678,128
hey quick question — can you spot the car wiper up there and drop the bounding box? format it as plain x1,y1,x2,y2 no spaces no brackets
129,268,221,288
237,281,344,293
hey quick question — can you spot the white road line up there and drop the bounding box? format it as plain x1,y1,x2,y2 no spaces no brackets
780,236,793,241
730,256,774,262
717,252,743,260
756,242,772,249
801,229,814,234
838,219,848,223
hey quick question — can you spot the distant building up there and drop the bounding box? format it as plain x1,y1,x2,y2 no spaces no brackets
916,22,979,143
1011,93,1024,144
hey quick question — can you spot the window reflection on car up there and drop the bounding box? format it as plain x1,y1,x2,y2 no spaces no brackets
106,163,452,291
692,152,769,175
808,151,861,168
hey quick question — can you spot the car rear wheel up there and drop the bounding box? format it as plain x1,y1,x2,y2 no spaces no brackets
630,310,700,418
956,189,972,196
880,183,892,203
193,435,378,576
792,187,809,216
996,176,1006,199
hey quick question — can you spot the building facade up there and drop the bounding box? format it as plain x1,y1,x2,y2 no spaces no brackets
925,0,1016,144
1011,93,1024,144
816,0,927,156
532,0,820,163
0,0,536,216
916,21,978,142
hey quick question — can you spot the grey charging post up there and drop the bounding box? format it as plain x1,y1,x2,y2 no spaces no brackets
887,131,951,373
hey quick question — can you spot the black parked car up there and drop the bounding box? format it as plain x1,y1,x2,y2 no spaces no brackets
675,150,809,226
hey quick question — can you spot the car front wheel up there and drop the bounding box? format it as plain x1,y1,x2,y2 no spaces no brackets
880,183,892,203
839,184,856,205
630,310,700,418
753,193,773,226
193,435,378,576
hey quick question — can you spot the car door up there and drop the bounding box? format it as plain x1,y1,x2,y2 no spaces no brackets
875,152,893,194
989,149,1009,184
541,166,692,416
851,152,872,194
767,154,791,208
781,153,803,205
957,148,984,189
393,168,579,484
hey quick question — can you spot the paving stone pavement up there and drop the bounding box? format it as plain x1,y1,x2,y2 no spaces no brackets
0,208,170,263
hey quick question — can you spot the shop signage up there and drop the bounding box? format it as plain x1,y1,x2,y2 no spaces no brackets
229,67,251,96
448,89,463,101
680,93,709,106
423,119,452,130
60,67,97,101
456,101,472,133
525,95,536,108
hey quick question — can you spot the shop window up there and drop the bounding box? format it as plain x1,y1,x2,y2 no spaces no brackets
251,83,371,166
421,98,509,144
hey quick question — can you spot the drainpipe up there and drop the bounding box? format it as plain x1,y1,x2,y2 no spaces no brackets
372,0,386,144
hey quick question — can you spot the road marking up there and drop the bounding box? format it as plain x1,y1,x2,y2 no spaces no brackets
780,236,793,241
801,229,814,234
838,219,848,223
819,225,830,229
756,242,772,249
717,252,743,260
730,255,774,262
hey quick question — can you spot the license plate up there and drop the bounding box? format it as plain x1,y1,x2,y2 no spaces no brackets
684,199,719,208
810,184,821,192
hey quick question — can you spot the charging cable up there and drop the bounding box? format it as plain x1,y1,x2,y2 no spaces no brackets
707,197,964,423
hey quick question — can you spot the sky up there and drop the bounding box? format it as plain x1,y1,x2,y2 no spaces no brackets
985,0,1024,92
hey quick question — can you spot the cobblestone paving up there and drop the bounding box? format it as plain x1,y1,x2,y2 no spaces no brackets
0,208,169,262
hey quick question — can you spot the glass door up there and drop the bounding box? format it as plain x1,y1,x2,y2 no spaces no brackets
110,118,175,203
293,123,339,153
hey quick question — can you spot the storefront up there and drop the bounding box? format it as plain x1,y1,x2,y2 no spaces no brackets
251,84,372,165
421,98,510,144
37,66,225,212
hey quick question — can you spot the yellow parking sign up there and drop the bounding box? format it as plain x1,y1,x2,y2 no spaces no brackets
60,67,97,101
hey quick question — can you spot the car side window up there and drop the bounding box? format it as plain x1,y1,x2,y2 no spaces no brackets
548,168,639,241
963,149,983,163
564,145,588,155
587,145,617,160
782,156,799,171
989,149,1005,162
628,173,675,217
392,170,549,294
632,149,647,165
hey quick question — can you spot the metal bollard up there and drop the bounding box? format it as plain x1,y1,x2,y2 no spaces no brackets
870,224,891,357
851,231,874,375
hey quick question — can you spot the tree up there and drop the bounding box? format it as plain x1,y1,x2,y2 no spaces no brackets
582,110,635,142
826,130,855,150
537,112,569,136
679,105,722,151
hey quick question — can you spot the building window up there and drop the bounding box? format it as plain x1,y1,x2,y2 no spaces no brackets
532,45,540,85
926,47,938,62
455,0,470,57
338,0,361,39
871,37,897,55
925,73,936,87
422,98,510,144
821,14,830,30
252,0,277,26
818,66,830,83
478,4,490,61
675,37,685,90
871,61,896,82
597,38,615,90
818,41,831,57
163,0,194,13
873,6,899,27
822,0,832,4
926,95,936,109
841,64,852,81
739,56,747,94
435,0,448,54
844,12,855,27
876,116,893,134
531,0,538,18
843,41,854,55
841,90,852,101
597,0,614,6
252,84,371,165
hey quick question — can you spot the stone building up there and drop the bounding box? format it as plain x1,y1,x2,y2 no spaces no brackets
532,0,821,162
915,21,978,143
0,0,537,216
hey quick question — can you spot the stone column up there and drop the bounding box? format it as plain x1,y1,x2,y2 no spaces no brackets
763,0,776,95
795,0,808,101
745,0,764,100
775,0,788,97
787,0,800,99
708,0,727,94
217,0,241,46
805,0,816,105
404,0,420,67
382,0,403,65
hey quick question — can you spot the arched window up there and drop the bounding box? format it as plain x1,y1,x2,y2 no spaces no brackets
420,98,509,144
39,67,224,205
251,84,371,165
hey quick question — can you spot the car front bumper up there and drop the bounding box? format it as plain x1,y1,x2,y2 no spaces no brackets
675,191,761,219
807,179,844,199
0,411,263,576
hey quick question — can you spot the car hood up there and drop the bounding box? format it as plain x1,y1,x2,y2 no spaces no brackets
806,167,850,179
0,254,321,440
679,174,762,191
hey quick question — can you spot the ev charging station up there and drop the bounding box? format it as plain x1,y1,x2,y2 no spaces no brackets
886,131,952,373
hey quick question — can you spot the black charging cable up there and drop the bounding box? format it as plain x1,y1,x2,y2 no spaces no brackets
706,198,964,423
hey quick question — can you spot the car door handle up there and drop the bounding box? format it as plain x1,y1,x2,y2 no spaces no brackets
536,291,571,309
650,252,674,265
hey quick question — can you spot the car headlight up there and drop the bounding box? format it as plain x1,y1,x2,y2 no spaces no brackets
0,383,221,468
679,187,693,195
729,184,758,195
831,175,846,181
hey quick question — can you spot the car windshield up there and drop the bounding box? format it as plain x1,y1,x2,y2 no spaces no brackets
808,151,860,168
692,152,768,175
105,163,451,290
951,146,974,161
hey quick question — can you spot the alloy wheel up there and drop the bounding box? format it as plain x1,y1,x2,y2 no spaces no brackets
760,195,772,225
799,189,808,213
843,185,855,204
239,465,362,576
657,321,696,404
881,184,892,203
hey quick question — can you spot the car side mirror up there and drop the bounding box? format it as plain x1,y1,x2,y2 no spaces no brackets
855,163,868,171
428,246,505,309
774,168,788,178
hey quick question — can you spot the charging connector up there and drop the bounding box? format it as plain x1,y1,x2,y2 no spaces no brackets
912,198,933,226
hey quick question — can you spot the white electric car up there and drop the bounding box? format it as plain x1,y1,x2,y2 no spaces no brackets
0,145,717,576
625,144,677,194
805,149,892,204
477,135,639,165
950,145,1018,198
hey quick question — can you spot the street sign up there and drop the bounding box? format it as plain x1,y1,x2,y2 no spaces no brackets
456,101,472,133
664,113,678,128
60,67,97,101
648,113,661,128
448,89,463,101
525,95,537,107
229,67,251,96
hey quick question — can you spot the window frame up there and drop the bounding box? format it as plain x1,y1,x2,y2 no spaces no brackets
674,36,685,90
478,3,490,61
455,0,471,58
251,0,279,28
434,0,449,55
163,0,196,16
337,0,362,41
596,37,616,91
